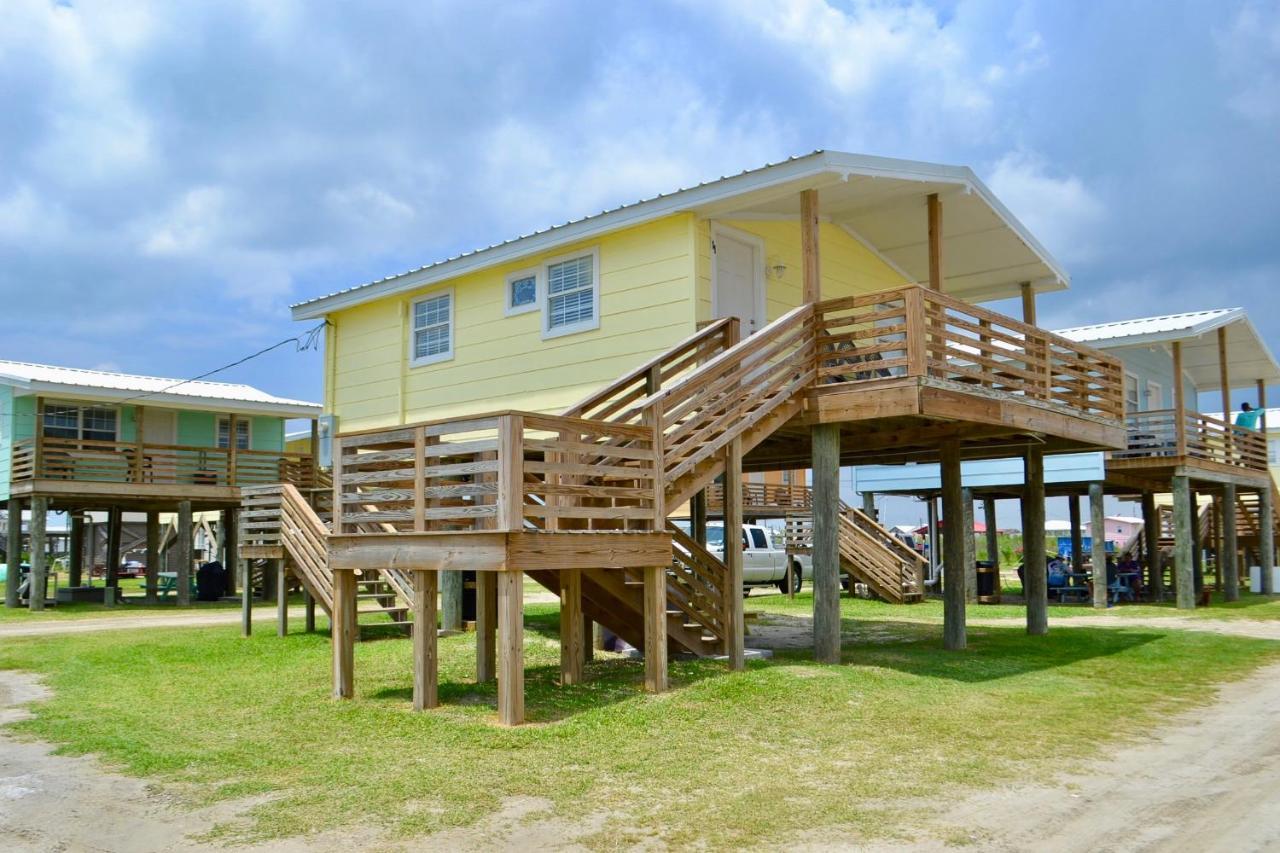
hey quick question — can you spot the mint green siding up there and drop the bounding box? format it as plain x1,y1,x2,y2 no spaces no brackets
0,385,12,500
177,411,217,447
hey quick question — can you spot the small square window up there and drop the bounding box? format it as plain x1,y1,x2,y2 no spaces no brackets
509,275,536,310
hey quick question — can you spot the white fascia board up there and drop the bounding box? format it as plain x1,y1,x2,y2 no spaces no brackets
11,382,321,418
292,152,841,320
0,372,33,389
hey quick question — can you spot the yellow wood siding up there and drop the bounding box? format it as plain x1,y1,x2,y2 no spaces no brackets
327,214,699,431
693,219,909,323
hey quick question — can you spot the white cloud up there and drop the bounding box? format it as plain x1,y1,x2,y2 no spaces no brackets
987,150,1106,265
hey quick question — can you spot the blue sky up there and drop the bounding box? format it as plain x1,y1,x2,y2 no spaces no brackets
3,0,1278,522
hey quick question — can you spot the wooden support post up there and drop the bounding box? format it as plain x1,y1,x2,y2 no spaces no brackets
227,414,238,487
1020,281,1036,326
1190,485,1204,595
105,507,122,593
175,501,193,606
643,564,668,693
1089,482,1108,609
68,514,84,588
961,487,976,604
1023,447,1048,635
583,614,595,663
28,497,47,611
441,570,463,632
1213,497,1223,593
1172,476,1195,609
811,425,841,664
1173,341,1187,457
1068,495,1084,574
1142,492,1162,601
412,570,439,711
497,570,524,726
332,569,356,699
276,560,288,636
983,498,1000,567
304,590,316,633
559,569,584,686
724,438,745,668
1219,327,1233,460
239,510,252,636
861,491,876,519
927,496,940,583
927,193,943,291
690,489,708,546
6,499,22,609
145,511,160,603
1261,486,1275,596
800,188,821,303
476,571,497,682
1259,380,1269,434
222,507,238,597
940,441,966,650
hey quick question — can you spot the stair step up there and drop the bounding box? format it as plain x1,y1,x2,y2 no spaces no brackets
358,607,408,616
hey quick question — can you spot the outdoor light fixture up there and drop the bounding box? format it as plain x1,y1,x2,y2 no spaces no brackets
768,257,787,279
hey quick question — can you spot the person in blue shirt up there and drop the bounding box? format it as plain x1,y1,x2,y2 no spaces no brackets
1234,402,1262,431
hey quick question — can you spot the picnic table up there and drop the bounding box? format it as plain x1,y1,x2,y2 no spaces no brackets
156,571,197,599
1057,572,1092,603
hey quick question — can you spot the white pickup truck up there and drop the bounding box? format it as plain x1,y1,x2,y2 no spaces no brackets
676,520,809,594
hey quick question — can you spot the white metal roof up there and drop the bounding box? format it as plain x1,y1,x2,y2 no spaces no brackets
292,150,1069,320
0,360,321,418
1055,308,1280,390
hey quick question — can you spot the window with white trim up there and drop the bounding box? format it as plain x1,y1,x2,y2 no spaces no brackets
410,290,453,366
506,270,538,316
217,416,250,450
42,402,118,442
543,251,598,338
1123,373,1140,414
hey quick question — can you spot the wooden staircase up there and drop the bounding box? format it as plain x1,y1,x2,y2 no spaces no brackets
783,504,925,603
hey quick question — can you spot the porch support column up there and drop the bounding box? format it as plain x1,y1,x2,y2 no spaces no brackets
1089,482,1108,609
643,564,668,693
222,507,238,597
1261,486,1275,596
1023,446,1048,635
105,506,122,594
68,514,84,588
961,487,976,604
724,437,745,668
1219,327,1233,460
1068,495,1085,574
1222,484,1239,602
28,497,47,611
927,497,940,583
927,193,943,291
690,489,708,546
800,189,822,303
145,511,160,603
5,499,21,608
176,501,193,606
1142,491,1163,601
983,498,1000,566
1190,485,1204,595
276,559,288,636
811,425,842,664
412,570,439,711
1020,282,1037,326
476,571,497,682
332,569,356,698
305,591,316,633
441,570,463,633
940,441,966,649
1172,475,1195,609
559,569,584,686
1173,342,1187,456
497,569,524,726
861,491,876,519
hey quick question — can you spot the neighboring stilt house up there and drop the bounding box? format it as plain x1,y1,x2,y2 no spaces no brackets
271,150,1129,723
0,360,320,609
855,307,1280,607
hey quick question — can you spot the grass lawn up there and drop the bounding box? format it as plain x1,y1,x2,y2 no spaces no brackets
1,602,1277,848
746,586,1280,623
0,578,300,622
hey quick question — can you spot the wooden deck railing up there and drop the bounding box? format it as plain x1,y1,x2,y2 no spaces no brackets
705,482,813,513
10,436,318,489
1112,409,1268,471
332,410,662,535
814,285,1125,420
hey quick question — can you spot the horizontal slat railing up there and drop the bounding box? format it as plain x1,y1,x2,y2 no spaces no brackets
705,482,813,513
332,410,662,535
1114,409,1268,471
11,436,317,489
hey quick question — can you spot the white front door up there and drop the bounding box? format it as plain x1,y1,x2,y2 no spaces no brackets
1145,381,1162,411
713,229,764,335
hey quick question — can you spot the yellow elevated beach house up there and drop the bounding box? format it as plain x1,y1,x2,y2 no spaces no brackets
261,151,1126,723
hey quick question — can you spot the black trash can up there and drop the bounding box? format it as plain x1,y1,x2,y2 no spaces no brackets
975,560,997,598
462,570,478,622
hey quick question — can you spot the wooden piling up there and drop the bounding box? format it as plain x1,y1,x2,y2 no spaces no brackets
941,441,966,650
643,564,668,693
1023,446,1048,635
497,570,524,726
1172,475,1195,609
559,568,584,686
811,424,842,664
1222,484,1239,602
1089,482,1107,609
412,570,439,711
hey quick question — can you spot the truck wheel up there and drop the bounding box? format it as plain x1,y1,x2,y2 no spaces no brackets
778,562,803,594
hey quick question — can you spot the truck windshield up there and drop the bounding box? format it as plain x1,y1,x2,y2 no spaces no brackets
706,527,725,547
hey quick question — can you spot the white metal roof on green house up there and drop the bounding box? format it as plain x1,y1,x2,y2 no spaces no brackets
0,360,321,417
291,149,1071,320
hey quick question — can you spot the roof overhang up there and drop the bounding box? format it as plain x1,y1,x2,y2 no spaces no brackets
9,382,321,418
292,150,1068,320
1103,311,1280,390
